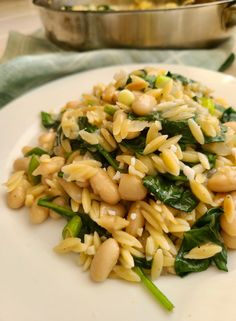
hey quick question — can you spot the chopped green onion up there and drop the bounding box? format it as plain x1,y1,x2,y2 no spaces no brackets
145,75,156,88
28,155,41,185
25,147,48,157
37,197,75,219
199,97,215,115
117,89,135,106
86,100,97,106
155,75,171,88
134,267,174,312
104,104,117,116
41,111,59,129
97,4,112,11
78,116,97,133
62,216,82,239
96,144,121,172
57,171,64,178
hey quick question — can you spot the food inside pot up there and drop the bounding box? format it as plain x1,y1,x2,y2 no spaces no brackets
45,0,218,11
60,0,196,11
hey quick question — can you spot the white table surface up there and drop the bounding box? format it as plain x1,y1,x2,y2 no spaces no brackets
0,0,236,76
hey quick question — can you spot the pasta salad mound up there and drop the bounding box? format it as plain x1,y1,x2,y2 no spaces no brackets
5,67,236,311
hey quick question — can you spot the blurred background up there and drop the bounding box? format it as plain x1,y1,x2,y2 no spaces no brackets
0,0,41,55
0,0,236,109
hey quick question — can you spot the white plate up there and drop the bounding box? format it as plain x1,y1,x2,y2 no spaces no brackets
1,64,236,321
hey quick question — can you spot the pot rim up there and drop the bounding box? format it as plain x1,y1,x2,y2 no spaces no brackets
33,0,236,13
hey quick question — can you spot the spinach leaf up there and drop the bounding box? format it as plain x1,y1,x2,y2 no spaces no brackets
70,137,95,153
204,125,227,144
175,207,227,276
62,216,82,239
144,75,156,89
163,171,188,182
162,119,226,146
78,213,111,241
118,75,132,89
120,69,156,89
133,256,152,270
204,152,217,169
220,107,236,123
70,140,107,166
70,137,120,170
96,144,120,171
196,149,216,169
161,119,196,146
24,147,48,157
78,116,97,133
142,175,199,212
77,118,117,168
166,71,194,86
121,135,146,154
215,103,226,113
127,112,160,122
41,111,60,129
131,70,156,88
38,197,111,240
175,249,211,276
134,267,175,311
131,69,147,78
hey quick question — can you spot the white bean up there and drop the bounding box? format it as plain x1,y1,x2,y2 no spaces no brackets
132,94,156,116
90,238,120,282
118,174,147,201
38,131,56,151
7,185,26,209
225,121,236,133
90,169,120,205
207,167,236,192
117,89,135,106
30,198,49,224
100,202,126,217
13,157,30,171
65,100,80,109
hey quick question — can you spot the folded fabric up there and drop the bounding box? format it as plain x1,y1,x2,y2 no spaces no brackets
0,30,234,108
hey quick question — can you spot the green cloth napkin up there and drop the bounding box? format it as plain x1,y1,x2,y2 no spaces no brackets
0,30,234,108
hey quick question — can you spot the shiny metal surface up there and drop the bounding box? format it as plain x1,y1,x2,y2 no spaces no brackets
33,0,236,49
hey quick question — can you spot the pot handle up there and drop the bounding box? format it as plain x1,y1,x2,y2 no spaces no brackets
223,1,236,28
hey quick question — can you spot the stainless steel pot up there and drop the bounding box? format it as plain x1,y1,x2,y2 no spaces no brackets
33,0,236,49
